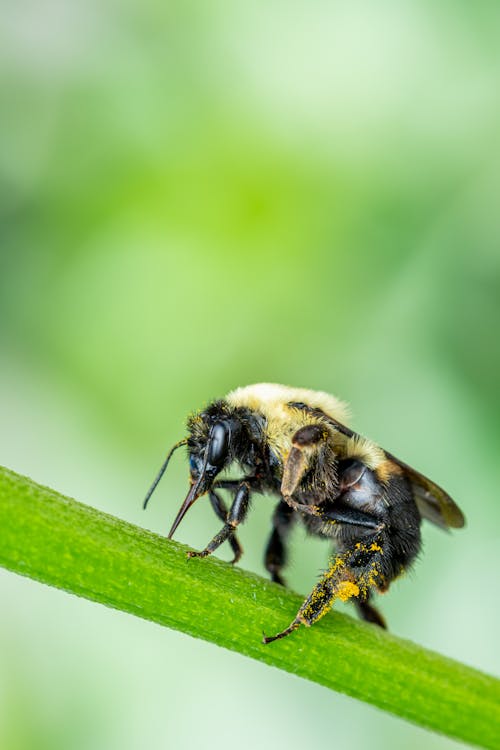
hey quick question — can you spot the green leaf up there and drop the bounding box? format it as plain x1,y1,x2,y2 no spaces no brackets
0,465,498,749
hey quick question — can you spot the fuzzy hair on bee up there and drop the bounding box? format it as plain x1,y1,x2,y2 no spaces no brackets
143,383,465,643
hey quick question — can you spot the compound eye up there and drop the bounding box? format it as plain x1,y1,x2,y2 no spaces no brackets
208,421,229,466
189,454,201,477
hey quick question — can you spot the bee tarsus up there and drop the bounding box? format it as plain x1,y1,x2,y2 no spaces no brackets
208,489,243,563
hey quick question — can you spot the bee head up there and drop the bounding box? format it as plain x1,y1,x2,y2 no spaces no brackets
188,419,232,480
167,406,243,539
142,400,252,538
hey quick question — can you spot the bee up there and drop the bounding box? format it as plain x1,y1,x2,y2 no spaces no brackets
144,383,465,643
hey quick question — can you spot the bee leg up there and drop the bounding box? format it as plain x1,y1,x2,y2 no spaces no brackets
212,479,243,492
355,595,387,629
322,504,384,530
213,477,260,492
264,501,295,586
281,424,329,502
263,568,338,643
187,482,250,562
263,540,386,644
209,489,243,564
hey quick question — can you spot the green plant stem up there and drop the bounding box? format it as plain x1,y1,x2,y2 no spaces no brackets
0,465,498,748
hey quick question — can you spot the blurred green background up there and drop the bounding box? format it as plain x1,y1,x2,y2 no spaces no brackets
1,1,499,748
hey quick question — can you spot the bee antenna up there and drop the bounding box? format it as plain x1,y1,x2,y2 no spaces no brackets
143,439,188,510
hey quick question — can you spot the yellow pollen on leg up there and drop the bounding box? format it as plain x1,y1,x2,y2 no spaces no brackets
336,580,360,601
324,554,347,580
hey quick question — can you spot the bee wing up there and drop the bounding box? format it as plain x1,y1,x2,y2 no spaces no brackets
384,450,465,529
298,406,465,530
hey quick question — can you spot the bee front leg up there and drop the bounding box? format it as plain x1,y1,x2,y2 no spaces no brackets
263,539,386,644
187,482,250,562
208,489,243,564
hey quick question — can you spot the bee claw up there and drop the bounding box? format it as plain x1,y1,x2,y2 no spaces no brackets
186,549,209,559
262,620,300,644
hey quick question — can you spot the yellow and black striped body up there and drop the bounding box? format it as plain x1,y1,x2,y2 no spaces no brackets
159,382,464,642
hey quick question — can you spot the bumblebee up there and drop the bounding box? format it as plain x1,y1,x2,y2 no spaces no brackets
144,383,465,643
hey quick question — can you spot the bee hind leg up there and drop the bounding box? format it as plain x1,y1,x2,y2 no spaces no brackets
264,501,295,586
355,594,387,629
187,482,250,562
263,539,387,644
263,568,337,644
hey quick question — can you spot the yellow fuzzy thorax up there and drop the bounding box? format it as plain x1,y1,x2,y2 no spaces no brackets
226,383,350,463
226,383,387,474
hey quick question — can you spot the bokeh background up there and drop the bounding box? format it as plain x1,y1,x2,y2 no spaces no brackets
1,1,499,748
